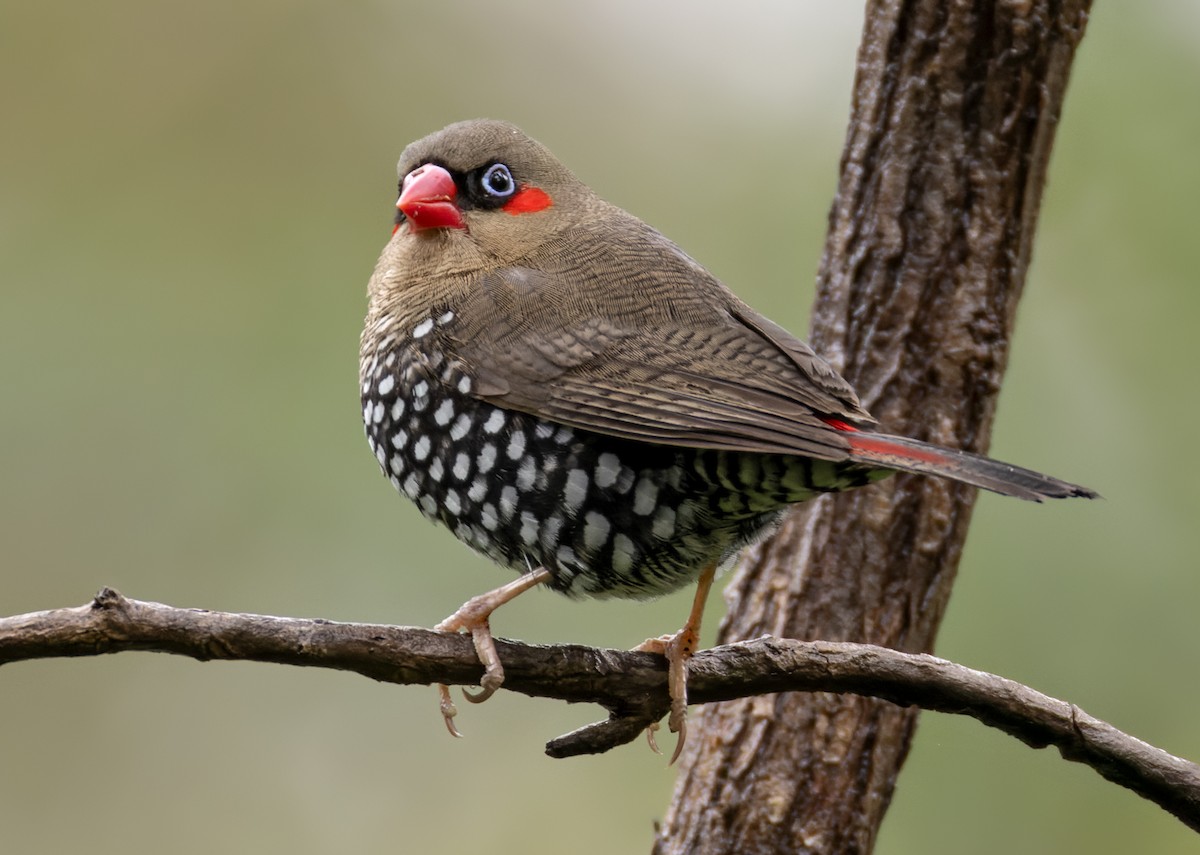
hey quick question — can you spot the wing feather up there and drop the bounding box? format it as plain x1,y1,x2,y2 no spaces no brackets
446,253,870,460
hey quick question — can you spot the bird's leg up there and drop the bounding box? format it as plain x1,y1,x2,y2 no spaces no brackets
434,567,552,736
636,561,717,764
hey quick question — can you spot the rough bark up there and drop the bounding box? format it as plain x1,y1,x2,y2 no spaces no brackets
654,2,1093,853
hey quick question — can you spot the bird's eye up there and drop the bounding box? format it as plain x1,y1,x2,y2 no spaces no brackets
480,163,515,199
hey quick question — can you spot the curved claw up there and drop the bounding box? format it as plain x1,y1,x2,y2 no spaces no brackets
439,684,463,737
667,719,687,766
462,683,497,704
645,721,663,756
463,658,506,704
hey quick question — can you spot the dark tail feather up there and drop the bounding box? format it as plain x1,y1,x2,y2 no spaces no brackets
844,430,1099,502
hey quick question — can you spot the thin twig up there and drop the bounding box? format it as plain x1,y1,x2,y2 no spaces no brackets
1,588,1196,833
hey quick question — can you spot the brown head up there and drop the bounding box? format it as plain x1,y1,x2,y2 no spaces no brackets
364,119,625,343
395,121,605,266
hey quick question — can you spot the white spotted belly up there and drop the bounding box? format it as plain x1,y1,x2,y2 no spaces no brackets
360,313,875,599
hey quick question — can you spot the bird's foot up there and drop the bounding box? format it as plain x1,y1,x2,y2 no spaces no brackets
636,625,698,764
636,561,717,764
433,568,552,736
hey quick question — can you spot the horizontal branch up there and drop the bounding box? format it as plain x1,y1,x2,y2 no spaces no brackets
2,588,1197,832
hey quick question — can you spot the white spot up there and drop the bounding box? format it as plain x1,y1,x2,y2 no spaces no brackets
563,469,589,512
612,534,636,574
412,380,429,399
389,475,400,491
390,428,408,449
499,486,518,520
438,310,455,324
452,453,471,481
566,574,587,594
615,466,636,494
428,457,444,482
391,399,406,421
540,514,563,548
534,422,555,440
456,375,472,394
480,504,499,530
371,402,385,424
477,443,497,474
384,352,396,368
377,375,395,396
506,430,526,461
420,494,437,516
594,453,620,489
443,489,461,516
412,318,434,338
389,454,405,476
554,426,574,444
402,473,421,499
449,413,472,441
555,545,578,568
583,511,611,551
468,478,488,502
375,446,386,467
666,464,685,490
633,477,659,515
516,457,537,491
652,506,676,540
413,436,431,461
519,511,540,546
483,410,506,434
433,399,455,427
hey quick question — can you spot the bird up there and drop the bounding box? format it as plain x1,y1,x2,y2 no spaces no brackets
359,119,1096,759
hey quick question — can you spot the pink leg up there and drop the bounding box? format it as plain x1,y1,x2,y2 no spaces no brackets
637,562,717,764
435,567,552,736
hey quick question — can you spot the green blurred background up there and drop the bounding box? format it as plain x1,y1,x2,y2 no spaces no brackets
2,2,1197,852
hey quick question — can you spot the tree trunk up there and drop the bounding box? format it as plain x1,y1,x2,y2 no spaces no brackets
653,2,1092,852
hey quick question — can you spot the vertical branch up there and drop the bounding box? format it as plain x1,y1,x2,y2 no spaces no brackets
655,2,1092,853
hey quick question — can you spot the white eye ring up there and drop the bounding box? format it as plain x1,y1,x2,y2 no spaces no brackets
481,163,515,198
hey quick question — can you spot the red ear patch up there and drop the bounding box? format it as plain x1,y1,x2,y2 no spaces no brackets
502,186,552,215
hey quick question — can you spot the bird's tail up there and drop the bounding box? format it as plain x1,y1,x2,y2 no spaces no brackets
838,428,1098,502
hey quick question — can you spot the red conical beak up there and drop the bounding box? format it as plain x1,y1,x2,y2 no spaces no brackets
397,164,466,232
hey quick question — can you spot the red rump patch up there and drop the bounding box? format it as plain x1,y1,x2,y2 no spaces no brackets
846,433,947,465
820,416,947,465
503,186,552,215
821,417,859,432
